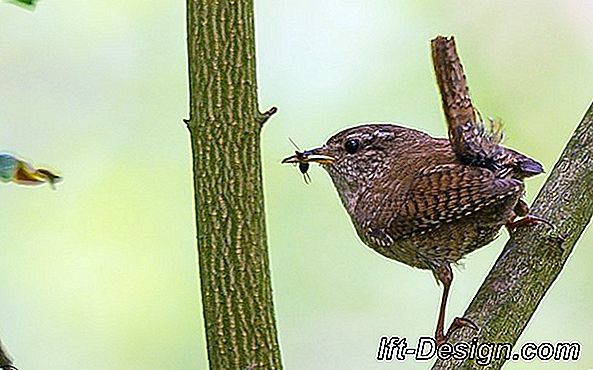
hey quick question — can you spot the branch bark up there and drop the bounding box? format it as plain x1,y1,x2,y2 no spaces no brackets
186,1,283,369
430,36,593,369
0,339,16,370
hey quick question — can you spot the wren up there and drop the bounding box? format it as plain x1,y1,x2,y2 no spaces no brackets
282,120,543,345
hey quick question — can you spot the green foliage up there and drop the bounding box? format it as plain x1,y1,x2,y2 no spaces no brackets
6,0,38,10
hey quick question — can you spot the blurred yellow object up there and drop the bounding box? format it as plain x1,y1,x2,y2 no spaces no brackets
0,153,61,189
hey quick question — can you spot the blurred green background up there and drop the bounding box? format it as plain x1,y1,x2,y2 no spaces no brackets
1,1,592,369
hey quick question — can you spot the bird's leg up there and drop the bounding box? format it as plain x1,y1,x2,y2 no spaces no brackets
434,263,451,346
434,263,478,346
514,198,530,217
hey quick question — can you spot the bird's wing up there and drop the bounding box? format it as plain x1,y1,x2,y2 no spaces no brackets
385,164,522,238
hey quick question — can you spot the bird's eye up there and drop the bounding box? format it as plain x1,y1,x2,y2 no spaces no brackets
344,139,360,154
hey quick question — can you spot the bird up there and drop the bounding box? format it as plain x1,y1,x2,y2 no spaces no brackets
281,118,545,345
0,153,61,189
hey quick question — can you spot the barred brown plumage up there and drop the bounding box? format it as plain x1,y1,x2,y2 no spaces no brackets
282,122,544,345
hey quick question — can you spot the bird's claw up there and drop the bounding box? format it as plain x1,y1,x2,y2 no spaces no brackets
506,214,571,253
506,214,554,233
436,317,478,346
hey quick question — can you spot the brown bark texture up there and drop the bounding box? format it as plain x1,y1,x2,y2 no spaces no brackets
0,340,15,369
186,1,283,369
430,36,593,369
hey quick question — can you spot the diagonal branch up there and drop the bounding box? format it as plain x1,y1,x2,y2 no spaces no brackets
430,35,593,370
0,339,16,370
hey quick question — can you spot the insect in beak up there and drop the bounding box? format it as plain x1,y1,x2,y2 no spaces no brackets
283,138,312,184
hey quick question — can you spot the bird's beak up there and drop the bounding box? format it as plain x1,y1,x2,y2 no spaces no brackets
281,147,336,165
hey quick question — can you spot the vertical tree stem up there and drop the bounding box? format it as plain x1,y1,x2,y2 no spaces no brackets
186,1,283,369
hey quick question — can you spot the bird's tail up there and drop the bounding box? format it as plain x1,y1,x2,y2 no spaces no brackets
432,36,503,167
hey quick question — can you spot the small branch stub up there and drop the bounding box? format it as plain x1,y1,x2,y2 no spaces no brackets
259,106,278,127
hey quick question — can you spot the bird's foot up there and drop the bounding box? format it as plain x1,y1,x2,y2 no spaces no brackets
506,214,568,252
435,317,478,346
506,214,553,233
